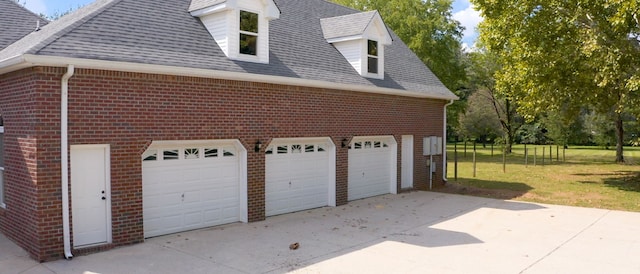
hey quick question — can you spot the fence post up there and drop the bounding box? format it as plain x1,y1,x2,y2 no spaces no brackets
454,142,458,181
563,146,566,162
464,141,467,158
534,147,537,166
473,150,477,178
542,147,545,166
549,145,552,162
556,145,559,161
503,145,506,173
525,147,528,167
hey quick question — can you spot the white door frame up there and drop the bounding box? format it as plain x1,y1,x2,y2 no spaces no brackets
71,144,112,247
401,135,414,189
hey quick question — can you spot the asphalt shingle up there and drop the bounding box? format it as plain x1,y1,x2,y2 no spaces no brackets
0,0,455,99
0,0,48,50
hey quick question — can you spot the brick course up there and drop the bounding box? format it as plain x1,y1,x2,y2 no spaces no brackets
0,66,446,261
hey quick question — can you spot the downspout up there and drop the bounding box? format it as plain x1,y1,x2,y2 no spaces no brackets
442,100,454,184
61,65,75,259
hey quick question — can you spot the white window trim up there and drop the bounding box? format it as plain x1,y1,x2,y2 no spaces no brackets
239,10,259,57
366,39,379,75
235,8,264,63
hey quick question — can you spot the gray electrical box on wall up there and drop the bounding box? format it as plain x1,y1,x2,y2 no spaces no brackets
423,136,442,156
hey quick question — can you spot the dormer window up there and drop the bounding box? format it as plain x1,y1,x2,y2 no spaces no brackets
239,10,258,56
367,40,378,74
189,0,280,64
321,11,392,79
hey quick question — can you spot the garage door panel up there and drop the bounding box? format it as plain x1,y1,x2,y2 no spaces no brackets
143,143,243,238
265,139,334,217
348,137,395,201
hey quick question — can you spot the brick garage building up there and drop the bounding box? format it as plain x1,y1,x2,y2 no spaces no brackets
0,0,457,261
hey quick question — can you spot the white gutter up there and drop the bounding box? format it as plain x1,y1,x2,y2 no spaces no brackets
0,55,459,101
442,100,455,183
61,65,74,260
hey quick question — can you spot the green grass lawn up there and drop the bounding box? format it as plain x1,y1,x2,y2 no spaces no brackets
443,144,640,212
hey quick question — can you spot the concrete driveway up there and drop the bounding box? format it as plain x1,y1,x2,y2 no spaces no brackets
2,191,640,273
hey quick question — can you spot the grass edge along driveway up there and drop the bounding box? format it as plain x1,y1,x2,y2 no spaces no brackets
441,145,640,212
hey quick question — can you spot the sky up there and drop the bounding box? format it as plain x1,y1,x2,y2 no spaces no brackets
24,0,482,47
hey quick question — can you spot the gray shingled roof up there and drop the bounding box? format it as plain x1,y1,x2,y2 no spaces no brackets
320,10,378,40
0,0,455,99
0,0,48,50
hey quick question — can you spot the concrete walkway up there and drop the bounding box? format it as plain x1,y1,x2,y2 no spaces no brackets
2,192,640,273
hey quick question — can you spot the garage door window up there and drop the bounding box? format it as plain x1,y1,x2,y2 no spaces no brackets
143,150,158,161
184,148,199,159
266,144,327,154
223,149,235,157
163,149,179,160
349,140,389,150
143,147,236,162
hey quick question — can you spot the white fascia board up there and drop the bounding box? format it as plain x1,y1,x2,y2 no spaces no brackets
263,0,280,20
190,2,233,17
0,55,30,74
5,54,458,100
326,35,364,44
371,12,393,45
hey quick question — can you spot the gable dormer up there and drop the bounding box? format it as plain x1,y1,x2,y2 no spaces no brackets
321,11,392,79
190,0,280,64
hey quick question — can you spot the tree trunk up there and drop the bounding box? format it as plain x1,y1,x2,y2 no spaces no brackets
504,133,513,154
615,113,624,163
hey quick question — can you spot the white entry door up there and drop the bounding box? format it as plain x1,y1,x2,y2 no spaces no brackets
348,136,397,201
401,135,414,189
265,138,336,216
71,145,111,247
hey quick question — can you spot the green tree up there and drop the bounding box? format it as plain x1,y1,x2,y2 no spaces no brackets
331,0,466,91
458,89,502,146
466,50,523,153
542,109,590,147
473,0,640,162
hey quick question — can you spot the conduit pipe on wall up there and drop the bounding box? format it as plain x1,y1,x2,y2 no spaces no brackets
61,65,75,260
442,100,455,184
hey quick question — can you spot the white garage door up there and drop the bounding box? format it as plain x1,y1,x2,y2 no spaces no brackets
348,136,397,201
142,140,247,238
265,138,336,216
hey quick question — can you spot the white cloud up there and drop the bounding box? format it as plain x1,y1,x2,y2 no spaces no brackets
453,2,483,45
24,0,48,15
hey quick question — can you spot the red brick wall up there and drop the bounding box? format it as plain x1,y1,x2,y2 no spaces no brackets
1,66,446,261
0,68,45,260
